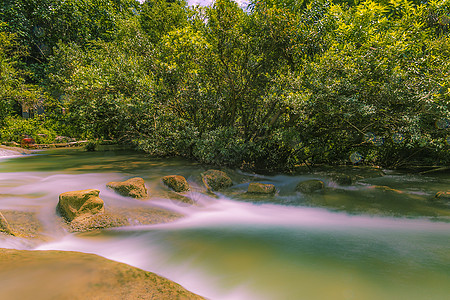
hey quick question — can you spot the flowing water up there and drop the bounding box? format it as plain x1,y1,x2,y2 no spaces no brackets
0,148,449,300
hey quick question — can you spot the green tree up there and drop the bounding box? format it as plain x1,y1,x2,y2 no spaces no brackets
0,26,40,126
140,0,188,44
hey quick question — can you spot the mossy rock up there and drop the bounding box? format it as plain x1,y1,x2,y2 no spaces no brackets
57,189,104,222
107,177,148,199
162,175,190,192
296,180,325,193
201,169,233,191
247,183,276,194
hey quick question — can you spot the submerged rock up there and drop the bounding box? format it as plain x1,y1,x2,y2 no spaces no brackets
331,174,353,185
162,175,190,192
1,210,42,239
247,183,276,194
201,169,233,191
108,206,184,226
432,191,450,203
0,212,14,236
67,204,184,232
165,191,196,205
57,189,104,222
107,177,148,199
370,185,404,194
69,213,129,232
296,180,325,193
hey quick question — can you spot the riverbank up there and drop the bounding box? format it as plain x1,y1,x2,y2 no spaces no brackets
0,145,32,156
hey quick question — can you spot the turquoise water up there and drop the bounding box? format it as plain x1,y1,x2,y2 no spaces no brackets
1,148,449,299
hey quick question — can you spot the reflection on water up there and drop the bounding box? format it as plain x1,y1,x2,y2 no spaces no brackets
1,148,449,299
0,148,202,175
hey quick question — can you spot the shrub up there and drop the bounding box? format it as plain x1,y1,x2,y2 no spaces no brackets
0,116,58,144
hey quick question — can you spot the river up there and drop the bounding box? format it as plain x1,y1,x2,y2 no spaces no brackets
0,148,449,299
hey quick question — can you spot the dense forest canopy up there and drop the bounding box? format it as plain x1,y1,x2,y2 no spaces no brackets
0,0,449,171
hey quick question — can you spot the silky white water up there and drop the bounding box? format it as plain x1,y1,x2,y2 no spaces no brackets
1,148,449,299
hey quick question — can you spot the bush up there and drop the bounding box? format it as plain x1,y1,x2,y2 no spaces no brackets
0,116,58,144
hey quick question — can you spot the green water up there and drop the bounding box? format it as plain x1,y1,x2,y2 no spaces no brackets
1,148,449,299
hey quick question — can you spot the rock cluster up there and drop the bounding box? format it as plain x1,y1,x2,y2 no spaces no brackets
56,176,190,232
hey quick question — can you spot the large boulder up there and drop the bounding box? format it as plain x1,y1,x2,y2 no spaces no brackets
247,183,276,194
0,249,205,300
57,189,104,222
201,170,233,191
162,175,190,192
0,212,14,236
107,177,148,198
296,180,325,193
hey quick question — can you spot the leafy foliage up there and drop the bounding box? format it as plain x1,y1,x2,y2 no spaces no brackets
1,0,449,170
0,115,58,144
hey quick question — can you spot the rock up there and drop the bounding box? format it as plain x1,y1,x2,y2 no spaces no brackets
371,185,404,194
247,183,276,194
57,189,104,222
107,177,148,198
0,212,14,236
66,204,184,232
331,174,353,185
162,175,190,192
1,210,41,239
69,213,129,232
108,206,184,225
432,191,450,203
165,191,196,206
201,169,233,191
296,179,325,193
0,248,205,300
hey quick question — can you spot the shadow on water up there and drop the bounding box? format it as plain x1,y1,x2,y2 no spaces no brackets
0,148,202,175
